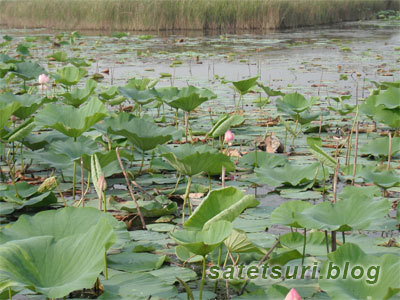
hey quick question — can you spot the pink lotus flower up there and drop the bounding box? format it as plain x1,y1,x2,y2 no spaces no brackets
284,288,302,300
38,74,50,85
224,129,235,146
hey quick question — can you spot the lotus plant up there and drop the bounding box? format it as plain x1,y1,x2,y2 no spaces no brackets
285,288,302,300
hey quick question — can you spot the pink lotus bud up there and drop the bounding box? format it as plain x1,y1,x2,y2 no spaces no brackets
284,288,302,300
38,74,50,85
10,115,17,122
224,129,235,146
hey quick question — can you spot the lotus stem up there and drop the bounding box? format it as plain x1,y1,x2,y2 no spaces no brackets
221,166,226,188
55,178,67,207
318,115,323,138
20,142,24,174
213,244,223,293
182,176,192,224
72,160,77,200
102,191,107,213
321,163,326,194
291,117,299,149
208,174,211,192
301,228,307,266
342,231,346,244
387,131,392,170
8,287,11,300
199,256,207,300
116,147,146,229
345,105,359,166
333,141,339,204
169,173,181,196
325,230,330,254
351,121,359,185
139,150,145,174
254,143,258,168
331,231,337,251
185,111,189,142
104,252,108,280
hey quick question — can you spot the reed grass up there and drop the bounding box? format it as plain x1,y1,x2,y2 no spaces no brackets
0,0,398,32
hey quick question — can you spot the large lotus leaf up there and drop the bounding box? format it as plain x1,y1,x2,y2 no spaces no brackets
374,87,400,109
0,208,117,298
13,62,46,81
0,93,44,119
319,243,400,300
60,79,97,107
338,185,381,201
118,86,159,105
162,85,216,112
184,187,259,230
126,77,158,90
360,136,400,158
100,272,176,299
258,83,285,97
373,106,400,129
269,200,313,228
239,151,288,168
36,98,108,137
232,76,258,95
276,93,317,114
170,220,232,256
120,198,177,218
255,162,321,187
107,252,166,272
55,65,87,86
107,116,174,151
360,168,400,189
160,144,234,176
0,99,20,128
280,231,331,256
307,137,336,168
296,197,391,231
208,114,245,138
51,135,98,160
224,229,265,254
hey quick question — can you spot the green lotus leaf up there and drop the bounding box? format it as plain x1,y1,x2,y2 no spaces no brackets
0,207,117,298
48,51,68,62
269,200,313,228
2,117,35,142
360,93,400,128
118,86,159,105
0,99,20,128
0,93,44,119
319,243,400,300
107,115,175,151
374,87,400,109
224,228,266,254
99,86,119,100
160,144,234,176
13,62,46,81
232,76,258,95
170,220,232,256
255,162,321,187
338,185,381,201
280,231,331,256
208,114,245,138
239,151,288,168
258,83,285,97
55,65,87,86
296,197,391,231
126,77,158,90
107,252,167,272
184,187,259,230
307,137,337,168
276,93,317,114
360,168,400,189
60,79,97,107
36,98,108,137
50,135,98,160
161,85,216,112
360,136,400,158
175,245,203,263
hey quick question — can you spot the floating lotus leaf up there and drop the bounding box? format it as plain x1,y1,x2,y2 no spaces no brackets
360,136,400,158
13,62,46,81
184,187,259,230
36,98,108,138
118,86,159,105
319,243,400,300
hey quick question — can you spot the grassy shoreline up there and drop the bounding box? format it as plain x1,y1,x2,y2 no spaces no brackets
0,0,399,32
